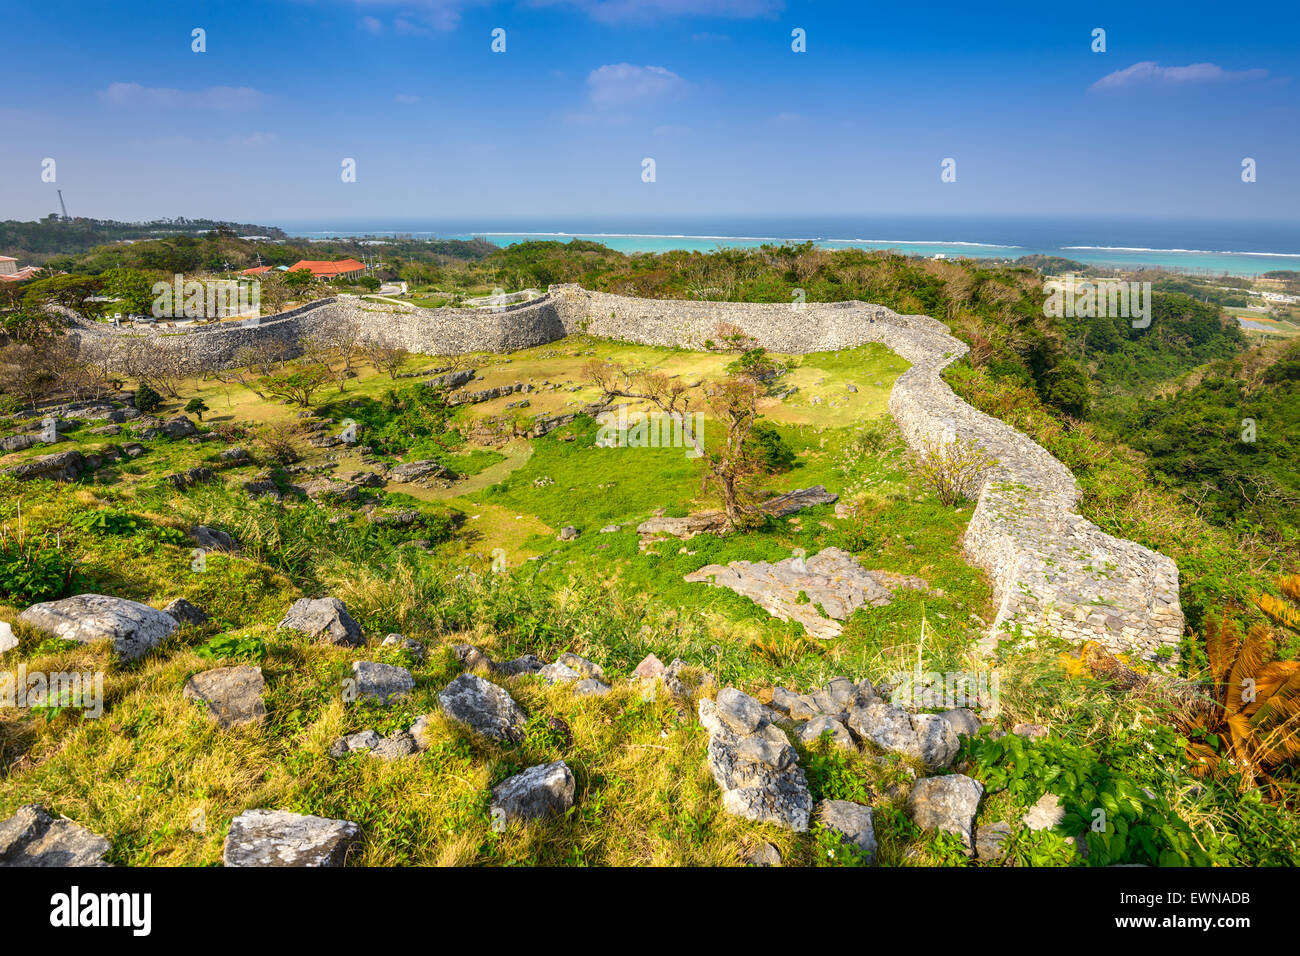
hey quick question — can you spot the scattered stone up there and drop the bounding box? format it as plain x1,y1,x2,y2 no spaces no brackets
816,800,877,864
557,525,579,541
380,633,425,660
572,678,612,696
599,524,620,533
0,805,110,867
183,665,266,729
163,597,209,627
0,434,40,452
222,809,360,867
491,760,576,823
494,653,544,676
797,715,855,750
0,620,17,654
277,597,363,646
556,652,605,681
631,653,666,680
165,466,215,490
744,842,782,866
351,661,415,705
303,478,359,502
540,661,582,684
1012,722,1049,740
122,442,144,458
438,673,527,743
188,525,238,553
452,642,495,672
975,822,1013,862
907,774,984,854
17,593,178,661
388,460,451,483
219,446,251,462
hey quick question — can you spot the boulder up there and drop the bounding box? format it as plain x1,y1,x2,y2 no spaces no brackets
17,593,178,660
940,707,983,739
491,761,576,823
329,729,418,760
0,434,40,452
714,687,766,735
183,665,266,729
847,699,960,769
539,661,582,684
222,809,360,867
159,415,199,439
388,460,450,483
438,673,527,743
572,678,612,696
0,620,17,654
744,842,782,867
816,800,877,864
494,653,544,676
350,661,415,705
163,597,209,627
165,466,214,490
556,652,605,681
557,526,579,541
277,597,363,646
907,774,984,854
0,805,110,867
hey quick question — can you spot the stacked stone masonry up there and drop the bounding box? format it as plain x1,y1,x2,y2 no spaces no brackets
67,285,1183,660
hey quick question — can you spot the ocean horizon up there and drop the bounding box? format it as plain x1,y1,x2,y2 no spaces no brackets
275,215,1300,277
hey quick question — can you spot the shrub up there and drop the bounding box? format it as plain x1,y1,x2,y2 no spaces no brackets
0,536,78,603
912,436,996,506
745,421,795,473
134,383,162,412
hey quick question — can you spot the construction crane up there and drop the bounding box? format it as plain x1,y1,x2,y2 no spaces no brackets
56,190,70,221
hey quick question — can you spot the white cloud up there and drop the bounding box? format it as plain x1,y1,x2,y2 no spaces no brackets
587,63,686,108
359,15,383,32
1091,61,1269,91
97,82,268,112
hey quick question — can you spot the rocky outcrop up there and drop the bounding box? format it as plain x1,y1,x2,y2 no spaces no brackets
2,450,84,482
222,809,360,867
18,593,178,660
684,547,925,639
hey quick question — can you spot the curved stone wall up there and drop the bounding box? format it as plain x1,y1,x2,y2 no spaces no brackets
68,284,1183,660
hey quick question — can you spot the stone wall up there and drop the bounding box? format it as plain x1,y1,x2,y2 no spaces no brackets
68,285,1183,660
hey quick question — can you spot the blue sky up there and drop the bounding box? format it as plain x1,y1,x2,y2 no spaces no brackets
2,0,1297,226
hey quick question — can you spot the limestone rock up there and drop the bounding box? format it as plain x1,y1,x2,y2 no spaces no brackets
277,597,363,646
0,805,110,867
183,665,266,729
491,761,576,823
164,597,209,627
847,699,960,769
159,415,199,439
573,679,612,696
557,652,605,681
744,842,782,866
189,525,238,553
758,485,838,517
558,526,579,541
351,661,415,705
940,707,983,738
222,809,360,867
907,774,984,854
438,673,527,743
380,633,426,660
816,800,877,864
495,653,544,676
3,450,84,482
631,653,666,680
636,511,730,540
18,593,178,661
0,620,17,654
975,821,1012,862
797,715,855,750
700,696,811,831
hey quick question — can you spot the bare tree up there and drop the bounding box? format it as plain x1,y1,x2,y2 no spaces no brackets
700,375,764,528
365,341,409,379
